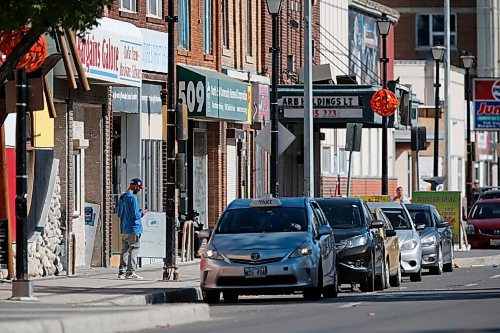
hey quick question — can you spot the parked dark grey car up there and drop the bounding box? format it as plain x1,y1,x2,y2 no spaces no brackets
405,204,454,274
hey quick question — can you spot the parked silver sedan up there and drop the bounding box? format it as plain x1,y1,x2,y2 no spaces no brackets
368,202,423,282
200,196,338,303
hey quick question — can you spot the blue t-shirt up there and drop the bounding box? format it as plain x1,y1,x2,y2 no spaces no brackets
118,191,144,234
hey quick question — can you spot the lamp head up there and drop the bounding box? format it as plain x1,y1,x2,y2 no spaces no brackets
376,14,392,37
266,0,283,15
461,52,475,70
431,45,446,62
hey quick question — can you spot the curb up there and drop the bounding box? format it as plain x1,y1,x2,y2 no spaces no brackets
89,287,203,306
454,255,500,268
0,303,210,333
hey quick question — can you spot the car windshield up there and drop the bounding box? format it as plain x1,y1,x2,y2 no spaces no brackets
471,203,500,219
381,208,412,230
215,207,308,234
317,202,363,229
407,209,433,227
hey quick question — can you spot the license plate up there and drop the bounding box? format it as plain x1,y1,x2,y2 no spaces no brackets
490,239,500,246
244,266,267,278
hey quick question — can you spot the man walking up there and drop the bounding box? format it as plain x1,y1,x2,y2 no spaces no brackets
118,178,147,279
392,186,411,203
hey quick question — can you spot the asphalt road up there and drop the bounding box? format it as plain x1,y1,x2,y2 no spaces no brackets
141,266,500,333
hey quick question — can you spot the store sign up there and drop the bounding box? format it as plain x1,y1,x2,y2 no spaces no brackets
281,95,363,119
112,87,139,113
473,78,500,130
76,18,142,87
141,83,162,114
251,83,270,123
140,29,168,73
177,65,250,122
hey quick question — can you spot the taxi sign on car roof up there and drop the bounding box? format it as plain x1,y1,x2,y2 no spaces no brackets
250,195,282,208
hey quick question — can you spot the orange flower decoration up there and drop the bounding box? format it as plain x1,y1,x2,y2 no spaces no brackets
370,88,399,117
0,27,47,73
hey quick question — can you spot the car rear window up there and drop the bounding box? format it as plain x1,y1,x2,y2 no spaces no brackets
407,209,433,227
381,208,413,230
471,203,500,219
215,207,307,234
317,202,363,229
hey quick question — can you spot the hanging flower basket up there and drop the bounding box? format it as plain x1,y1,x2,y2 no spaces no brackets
0,27,47,73
370,88,399,117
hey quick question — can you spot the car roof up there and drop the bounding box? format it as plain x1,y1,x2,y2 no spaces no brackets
315,197,364,205
367,202,405,208
405,203,432,210
473,198,500,204
227,197,311,210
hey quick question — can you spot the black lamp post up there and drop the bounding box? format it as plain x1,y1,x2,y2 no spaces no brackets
376,14,392,195
461,52,474,212
266,0,283,197
431,45,445,189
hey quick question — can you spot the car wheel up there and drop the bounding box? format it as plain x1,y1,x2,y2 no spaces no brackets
443,244,454,272
383,259,390,289
389,260,402,287
430,247,443,275
375,258,387,291
223,291,238,303
202,290,220,304
360,253,375,292
410,268,422,282
304,264,322,301
323,265,339,298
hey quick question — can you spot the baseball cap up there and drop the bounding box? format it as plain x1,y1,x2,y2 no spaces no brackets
130,178,144,189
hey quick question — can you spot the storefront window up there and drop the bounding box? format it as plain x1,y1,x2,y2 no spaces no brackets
120,0,137,12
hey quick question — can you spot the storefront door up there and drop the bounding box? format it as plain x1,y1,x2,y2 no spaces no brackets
193,130,208,228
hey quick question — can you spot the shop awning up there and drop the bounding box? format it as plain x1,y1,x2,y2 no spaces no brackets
177,64,250,123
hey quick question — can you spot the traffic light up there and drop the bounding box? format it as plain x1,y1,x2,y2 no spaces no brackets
411,126,427,151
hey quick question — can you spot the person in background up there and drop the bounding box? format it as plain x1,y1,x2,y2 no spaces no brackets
189,211,204,258
471,179,481,207
118,178,147,280
392,186,411,204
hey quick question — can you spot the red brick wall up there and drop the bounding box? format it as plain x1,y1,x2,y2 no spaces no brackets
261,0,321,83
377,0,477,67
320,176,398,198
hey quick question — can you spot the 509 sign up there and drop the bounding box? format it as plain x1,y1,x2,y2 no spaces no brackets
178,80,205,113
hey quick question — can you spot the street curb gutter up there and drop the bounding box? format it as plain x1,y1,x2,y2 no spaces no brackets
91,287,203,306
454,255,500,268
0,303,210,333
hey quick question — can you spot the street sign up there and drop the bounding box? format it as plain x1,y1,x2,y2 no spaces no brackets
345,123,362,152
473,78,500,130
255,122,296,157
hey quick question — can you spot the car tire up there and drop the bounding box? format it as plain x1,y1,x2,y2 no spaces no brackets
410,268,422,282
443,244,454,272
323,265,339,299
383,259,390,289
223,291,238,303
375,258,387,291
304,264,323,301
360,252,376,292
389,260,402,287
202,290,220,304
430,247,443,275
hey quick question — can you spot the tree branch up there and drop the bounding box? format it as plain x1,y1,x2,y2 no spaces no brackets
0,28,41,88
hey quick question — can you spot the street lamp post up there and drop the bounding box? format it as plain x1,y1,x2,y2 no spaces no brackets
376,14,392,195
266,0,283,197
461,52,474,212
431,45,445,190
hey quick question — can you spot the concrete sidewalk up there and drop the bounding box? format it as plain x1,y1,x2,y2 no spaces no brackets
0,259,209,333
454,248,500,268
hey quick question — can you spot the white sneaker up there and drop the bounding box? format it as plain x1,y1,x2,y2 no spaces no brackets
118,273,126,279
125,273,143,280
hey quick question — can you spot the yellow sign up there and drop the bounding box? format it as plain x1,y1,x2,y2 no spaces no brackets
354,195,391,202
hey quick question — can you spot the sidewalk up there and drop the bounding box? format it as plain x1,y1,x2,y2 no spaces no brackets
454,248,500,268
0,259,209,333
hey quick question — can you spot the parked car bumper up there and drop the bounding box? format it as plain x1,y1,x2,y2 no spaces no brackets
400,246,422,274
336,243,373,283
421,244,440,268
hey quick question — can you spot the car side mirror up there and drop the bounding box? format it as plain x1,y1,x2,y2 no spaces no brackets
199,228,211,239
416,224,426,231
385,229,397,237
370,220,384,229
437,221,449,228
318,225,333,237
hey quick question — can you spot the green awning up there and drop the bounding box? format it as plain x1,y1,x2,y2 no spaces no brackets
177,65,250,123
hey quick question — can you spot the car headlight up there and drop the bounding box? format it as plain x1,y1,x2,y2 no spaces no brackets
466,224,475,235
401,239,418,251
345,234,368,249
421,235,437,247
203,246,224,260
290,242,313,258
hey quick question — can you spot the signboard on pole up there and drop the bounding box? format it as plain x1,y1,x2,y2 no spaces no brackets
412,191,462,243
473,78,500,130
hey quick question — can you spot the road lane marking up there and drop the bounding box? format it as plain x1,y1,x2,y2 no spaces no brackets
489,274,500,279
339,302,362,308
464,283,477,287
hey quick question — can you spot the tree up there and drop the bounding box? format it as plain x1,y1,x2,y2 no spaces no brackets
0,0,113,86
